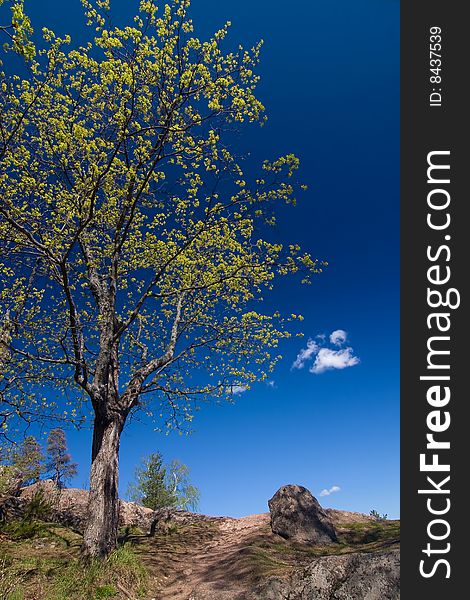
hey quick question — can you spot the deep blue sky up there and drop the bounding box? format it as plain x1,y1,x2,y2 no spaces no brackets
20,0,399,518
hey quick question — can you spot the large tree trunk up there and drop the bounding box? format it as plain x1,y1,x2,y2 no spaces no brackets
81,413,125,559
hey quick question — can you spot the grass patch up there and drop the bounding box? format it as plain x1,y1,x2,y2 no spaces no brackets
0,542,148,600
0,520,79,552
50,545,148,600
0,553,56,600
337,520,400,546
0,555,22,600
246,548,292,578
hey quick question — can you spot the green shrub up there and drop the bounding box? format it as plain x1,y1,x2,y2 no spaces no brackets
1,519,45,540
0,488,54,541
23,489,52,522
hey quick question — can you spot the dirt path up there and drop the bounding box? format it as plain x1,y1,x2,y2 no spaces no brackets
131,509,398,600
138,514,273,600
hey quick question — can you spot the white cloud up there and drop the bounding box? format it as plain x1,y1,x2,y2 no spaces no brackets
291,339,319,370
292,329,360,375
329,329,347,346
266,380,276,389
310,347,359,374
319,485,341,497
230,385,247,395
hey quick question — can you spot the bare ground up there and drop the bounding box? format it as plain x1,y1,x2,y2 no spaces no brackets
132,514,274,599
130,511,400,600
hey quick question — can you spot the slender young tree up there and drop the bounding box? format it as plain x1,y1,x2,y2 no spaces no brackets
45,427,78,488
0,0,323,557
128,452,199,511
166,459,199,511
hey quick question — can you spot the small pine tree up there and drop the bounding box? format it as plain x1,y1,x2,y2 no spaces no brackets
128,452,199,511
370,509,388,522
128,452,174,510
45,428,78,489
12,436,43,486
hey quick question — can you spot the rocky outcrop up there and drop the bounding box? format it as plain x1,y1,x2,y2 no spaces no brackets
0,490,84,532
17,480,155,533
253,548,400,600
268,485,337,545
16,481,216,535
119,498,155,532
0,495,27,522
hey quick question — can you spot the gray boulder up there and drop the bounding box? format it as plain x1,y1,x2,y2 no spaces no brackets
268,484,337,545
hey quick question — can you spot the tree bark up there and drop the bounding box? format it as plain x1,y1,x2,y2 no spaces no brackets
81,413,125,559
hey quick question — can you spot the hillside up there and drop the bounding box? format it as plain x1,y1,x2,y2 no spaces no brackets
0,485,400,599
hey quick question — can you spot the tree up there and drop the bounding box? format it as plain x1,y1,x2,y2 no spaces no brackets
0,464,21,495
369,509,388,522
129,452,172,510
166,459,200,511
11,435,43,486
129,451,199,511
0,0,35,60
0,0,323,558
45,427,78,488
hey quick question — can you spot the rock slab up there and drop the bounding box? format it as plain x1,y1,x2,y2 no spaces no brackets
268,485,337,545
253,548,400,600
